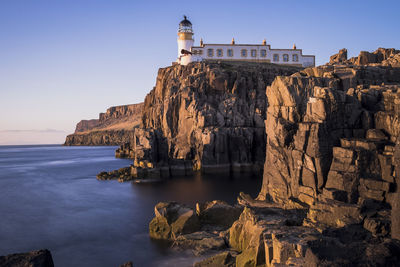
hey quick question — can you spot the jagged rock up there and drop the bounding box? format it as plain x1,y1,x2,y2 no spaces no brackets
196,200,243,229
96,167,133,182
64,103,143,146
329,48,347,64
0,249,54,267
149,202,200,240
193,251,236,267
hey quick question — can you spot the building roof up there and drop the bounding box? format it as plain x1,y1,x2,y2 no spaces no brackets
179,16,192,27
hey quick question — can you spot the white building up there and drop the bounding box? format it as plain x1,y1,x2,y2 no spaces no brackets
176,16,315,67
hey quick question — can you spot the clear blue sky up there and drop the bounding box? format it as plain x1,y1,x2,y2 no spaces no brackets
1,0,399,145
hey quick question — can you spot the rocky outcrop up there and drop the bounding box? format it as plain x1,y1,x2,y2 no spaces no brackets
329,48,347,64
117,62,301,178
329,47,400,67
0,249,54,267
64,103,143,146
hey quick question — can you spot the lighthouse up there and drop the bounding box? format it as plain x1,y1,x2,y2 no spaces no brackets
177,16,194,65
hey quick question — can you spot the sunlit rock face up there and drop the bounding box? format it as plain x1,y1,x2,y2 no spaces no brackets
128,61,301,175
259,48,400,236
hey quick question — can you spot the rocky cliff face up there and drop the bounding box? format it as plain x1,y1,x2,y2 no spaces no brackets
259,49,400,207
148,49,400,267
64,103,143,146
124,62,301,176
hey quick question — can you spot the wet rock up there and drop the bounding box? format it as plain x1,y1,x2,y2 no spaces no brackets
0,249,54,267
118,262,133,267
96,167,133,182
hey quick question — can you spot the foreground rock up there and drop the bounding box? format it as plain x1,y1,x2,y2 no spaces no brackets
149,201,242,256
64,103,143,146
0,249,54,267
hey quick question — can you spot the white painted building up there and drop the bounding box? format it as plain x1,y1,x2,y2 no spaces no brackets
176,16,315,67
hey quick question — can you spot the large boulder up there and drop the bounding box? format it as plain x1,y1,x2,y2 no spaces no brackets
149,202,200,240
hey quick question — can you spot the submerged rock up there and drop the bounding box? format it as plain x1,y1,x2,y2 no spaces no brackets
0,249,54,267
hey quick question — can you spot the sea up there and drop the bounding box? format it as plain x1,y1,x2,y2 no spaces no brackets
0,145,261,267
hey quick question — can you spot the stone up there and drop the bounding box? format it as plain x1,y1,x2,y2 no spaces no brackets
0,249,54,267
193,251,236,267
329,48,347,64
149,202,200,240
174,231,227,255
118,262,133,267
196,200,243,229
366,129,388,140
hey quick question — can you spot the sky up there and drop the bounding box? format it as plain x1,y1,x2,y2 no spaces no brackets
0,0,399,145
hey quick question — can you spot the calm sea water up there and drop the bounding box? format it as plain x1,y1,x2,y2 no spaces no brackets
0,145,261,267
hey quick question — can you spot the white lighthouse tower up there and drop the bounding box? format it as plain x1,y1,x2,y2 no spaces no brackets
177,16,194,65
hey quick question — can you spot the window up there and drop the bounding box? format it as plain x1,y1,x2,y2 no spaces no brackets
293,54,299,62
192,50,198,55
260,49,267,57
227,49,234,57
207,49,214,57
241,49,247,57
199,50,203,55
251,49,257,57
216,49,223,57
283,54,289,62
273,54,279,62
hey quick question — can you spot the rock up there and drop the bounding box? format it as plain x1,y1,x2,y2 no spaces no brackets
118,262,133,267
329,48,347,64
96,167,133,182
0,249,54,267
366,129,388,140
196,200,243,229
149,202,200,240
193,251,236,267
124,61,301,175
64,103,143,146
174,231,227,255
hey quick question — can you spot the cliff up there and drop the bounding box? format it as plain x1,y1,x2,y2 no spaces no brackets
148,48,400,267
119,61,302,176
64,103,143,146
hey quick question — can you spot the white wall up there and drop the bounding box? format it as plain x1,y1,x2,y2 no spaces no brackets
190,44,315,67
